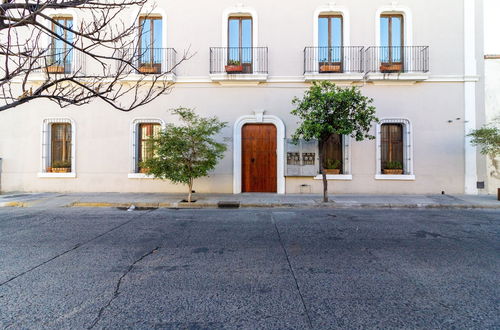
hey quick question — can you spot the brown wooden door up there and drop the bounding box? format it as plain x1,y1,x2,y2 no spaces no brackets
242,124,277,193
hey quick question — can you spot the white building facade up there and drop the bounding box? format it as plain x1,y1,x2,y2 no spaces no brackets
0,0,488,195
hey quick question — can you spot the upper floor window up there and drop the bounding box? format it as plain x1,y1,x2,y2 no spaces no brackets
228,16,253,72
318,15,343,72
138,15,163,73
48,16,73,73
380,14,403,67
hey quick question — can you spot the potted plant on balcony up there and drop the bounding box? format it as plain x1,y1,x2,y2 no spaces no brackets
319,63,342,73
380,63,403,73
383,161,403,175
50,161,71,173
225,60,243,73
45,64,66,74
138,64,159,74
322,159,342,175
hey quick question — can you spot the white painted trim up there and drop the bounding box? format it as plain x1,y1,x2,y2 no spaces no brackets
130,118,166,174
128,173,155,179
375,5,413,47
312,4,350,47
233,111,286,194
463,0,478,194
209,73,268,83
314,174,352,180
304,73,364,81
221,5,258,47
40,118,76,177
38,173,76,178
376,118,414,176
375,174,416,181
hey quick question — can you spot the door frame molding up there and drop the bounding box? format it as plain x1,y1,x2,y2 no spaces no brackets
233,110,285,194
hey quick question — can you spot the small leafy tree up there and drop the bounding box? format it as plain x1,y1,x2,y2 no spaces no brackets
468,117,500,158
292,81,379,202
142,108,227,203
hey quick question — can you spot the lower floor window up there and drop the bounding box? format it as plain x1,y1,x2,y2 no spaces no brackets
137,123,161,173
321,134,344,174
42,119,74,174
377,119,413,176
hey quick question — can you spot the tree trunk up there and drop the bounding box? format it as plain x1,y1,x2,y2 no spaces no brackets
187,179,193,203
319,139,329,202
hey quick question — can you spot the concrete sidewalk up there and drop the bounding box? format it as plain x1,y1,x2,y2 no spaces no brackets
0,192,499,209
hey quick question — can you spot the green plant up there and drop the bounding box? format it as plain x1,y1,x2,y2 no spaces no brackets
227,59,241,66
385,161,403,170
52,160,71,168
291,81,379,202
141,108,227,203
468,118,500,158
325,159,342,169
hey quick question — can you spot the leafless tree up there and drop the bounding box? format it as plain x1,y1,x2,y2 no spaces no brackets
0,0,189,112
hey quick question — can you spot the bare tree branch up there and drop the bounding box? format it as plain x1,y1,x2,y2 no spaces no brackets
0,0,191,112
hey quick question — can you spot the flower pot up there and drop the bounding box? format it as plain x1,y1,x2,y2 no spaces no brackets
138,65,159,74
383,169,403,175
45,65,65,74
225,65,243,73
139,167,150,174
51,167,71,173
380,63,403,73
323,169,341,175
319,64,342,73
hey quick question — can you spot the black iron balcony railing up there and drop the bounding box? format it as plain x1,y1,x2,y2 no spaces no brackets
34,48,85,74
365,46,429,73
118,48,177,74
210,47,268,74
304,46,364,74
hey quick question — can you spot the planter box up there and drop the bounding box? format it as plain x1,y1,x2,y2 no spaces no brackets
50,167,71,173
322,169,341,175
138,66,160,74
319,64,342,73
45,65,65,74
225,65,243,73
383,169,403,175
380,63,403,73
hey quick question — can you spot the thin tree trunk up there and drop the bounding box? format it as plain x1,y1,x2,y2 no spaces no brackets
187,179,193,203
319,139,328,202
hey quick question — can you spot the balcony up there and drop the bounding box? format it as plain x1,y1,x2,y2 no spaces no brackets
209,47,268,84
365,46,429,82
304,46,364,81
117,48,177,79
34,48,86,75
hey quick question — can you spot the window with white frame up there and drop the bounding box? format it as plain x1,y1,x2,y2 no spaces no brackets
41,118,75,174
131,119,164,174
376,119,413,176
321,134,351,175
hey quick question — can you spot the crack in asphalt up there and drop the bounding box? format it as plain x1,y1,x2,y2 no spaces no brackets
88,246,160,329
0,210,155,288
271,214,313,329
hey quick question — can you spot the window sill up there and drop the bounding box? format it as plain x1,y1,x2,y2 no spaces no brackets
209,73,268,85
366,72,429,84
128,173,155,179
304,73,364,82
375,174,415,181
38,172,76,178
314,174,353,181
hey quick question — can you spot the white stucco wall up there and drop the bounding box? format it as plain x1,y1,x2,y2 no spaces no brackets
0,0,486,194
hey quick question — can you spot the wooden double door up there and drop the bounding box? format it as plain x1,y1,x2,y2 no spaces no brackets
242,124,277,193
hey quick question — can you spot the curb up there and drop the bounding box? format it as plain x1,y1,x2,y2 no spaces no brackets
63,201,500,210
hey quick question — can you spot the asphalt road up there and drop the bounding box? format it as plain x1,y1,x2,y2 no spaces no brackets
0,207,498,329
